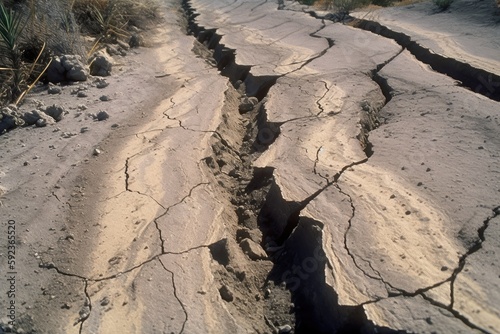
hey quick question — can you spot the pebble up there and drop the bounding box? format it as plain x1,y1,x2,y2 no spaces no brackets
100,95,111,101
219,285,234,302
77,91,88,98
96,111,109,121
278,325,292,333
93,148,101,156
61,132,77,138
95,80,109,89
48,86,62,94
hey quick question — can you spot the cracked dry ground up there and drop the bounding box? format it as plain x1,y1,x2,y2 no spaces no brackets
1,0,500,333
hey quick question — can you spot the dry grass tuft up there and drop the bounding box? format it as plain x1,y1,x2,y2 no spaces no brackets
72,0,160,38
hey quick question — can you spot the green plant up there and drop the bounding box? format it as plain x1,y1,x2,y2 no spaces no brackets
0,2,27,100
433,0,454,10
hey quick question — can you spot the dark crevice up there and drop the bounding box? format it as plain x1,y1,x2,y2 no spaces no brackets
275,157,368,245
420,294,489,334
125,155,167,210
68,278,91,333
334,184,391,285
244,166,274,192
51,192,61,202
357,55,399,158
153,182,209,253
40,242,217,282
315,80,329,116
159,258,188,334
280,21,335,77
268,217,405,334
339,204,500,333
312,146,328,183
351,19,500,102
449,206,500,308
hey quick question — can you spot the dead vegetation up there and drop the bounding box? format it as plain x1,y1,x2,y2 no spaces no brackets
0,0,159,105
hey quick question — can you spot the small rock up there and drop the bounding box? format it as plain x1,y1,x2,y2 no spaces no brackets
129,34,144,48
23,161,29,166
22,110,42,125
45,105,65,122
36,117,53,127
78,104,87,110
61,132,77,139
46,55,88,83
240,238,267,260
405,210,411,215
80,127,89,133
96,111,109,121
219,285,234,302
48,85,62,94
100,95,111,101
1,106,25,133
77,91,88,98
61,303,71,309
95,79,109,89
93,148,101,156
90,53,112,77
278,325,292,333
238,96,258,113
100,297,110,306
111,123,119,128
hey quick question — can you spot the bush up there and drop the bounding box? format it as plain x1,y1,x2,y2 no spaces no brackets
0,2,27,101
433,0,454,10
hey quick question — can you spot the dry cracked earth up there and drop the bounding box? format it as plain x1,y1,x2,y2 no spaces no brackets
1,0,500,333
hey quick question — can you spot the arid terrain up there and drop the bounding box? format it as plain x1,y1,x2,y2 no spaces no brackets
1,0,499,333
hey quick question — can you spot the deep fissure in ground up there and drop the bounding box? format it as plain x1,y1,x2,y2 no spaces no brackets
181,0,410,333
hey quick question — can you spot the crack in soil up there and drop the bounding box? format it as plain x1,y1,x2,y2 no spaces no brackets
351,19,500,102
450,206,500,309
333,183,392,286
78,280,91,333
350,206,500,333
153,182,209,253
277,157,368,245
315,80,330,116
124,155,167,210
159,258,188,334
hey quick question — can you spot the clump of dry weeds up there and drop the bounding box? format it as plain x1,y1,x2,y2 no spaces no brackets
0,0,159,105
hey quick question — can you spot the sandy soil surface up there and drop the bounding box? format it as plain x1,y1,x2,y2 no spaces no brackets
1,0,499,333
352,0,500,76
